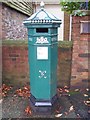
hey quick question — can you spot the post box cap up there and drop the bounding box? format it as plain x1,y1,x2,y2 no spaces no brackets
23,1,61,24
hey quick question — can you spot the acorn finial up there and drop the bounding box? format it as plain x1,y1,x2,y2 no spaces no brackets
40,1,44,8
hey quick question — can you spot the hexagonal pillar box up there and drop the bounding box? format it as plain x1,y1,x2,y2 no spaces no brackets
23,1,61,114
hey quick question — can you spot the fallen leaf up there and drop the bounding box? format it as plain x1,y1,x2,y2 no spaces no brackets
25,106,32,115
69,106,74,112
56,110,60,114
2,93,6,97
18,89,22,92
68,94,71,96
14,94,17,97
55,113,63,117
64,89,69,93
25,106,29,113
84,100,90,106
84,94,88,97
0,88,2,92
64,112,68,115
2,84,12,97
64,86,68,89
24,86,28,90
74,89,79,92
85,100,90,104
77,114,81,118
86,88,89,91
84,101,87,105
88,110,90,114
58,88,63,93
0,99,3,104
15,86,30,98
55,106,62,113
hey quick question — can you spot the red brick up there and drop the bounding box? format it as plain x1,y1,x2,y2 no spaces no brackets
71,15,90,88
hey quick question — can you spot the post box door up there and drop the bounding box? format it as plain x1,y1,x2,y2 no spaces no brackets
28,45,51,99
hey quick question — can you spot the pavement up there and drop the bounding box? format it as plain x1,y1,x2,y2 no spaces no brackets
1,85,90,119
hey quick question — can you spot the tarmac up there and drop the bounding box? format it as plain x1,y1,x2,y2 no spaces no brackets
1,85,89,119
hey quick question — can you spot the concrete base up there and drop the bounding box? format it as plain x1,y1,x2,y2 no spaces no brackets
30,94,58,115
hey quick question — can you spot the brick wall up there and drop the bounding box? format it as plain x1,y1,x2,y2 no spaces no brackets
1,3,29,40
71,15,90,89
2,45,29,86
2,45,72,87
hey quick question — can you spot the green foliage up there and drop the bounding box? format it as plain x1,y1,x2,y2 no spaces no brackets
60,2,80,14
60,1,90,16
58,41,73,48
72,10,87,16
2,40,73,49
2,40,28,46
89,1,90,9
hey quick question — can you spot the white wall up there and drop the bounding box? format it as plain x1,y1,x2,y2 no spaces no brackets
36,4,64,41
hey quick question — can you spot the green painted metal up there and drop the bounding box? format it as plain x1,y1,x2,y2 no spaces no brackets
23,5,61,100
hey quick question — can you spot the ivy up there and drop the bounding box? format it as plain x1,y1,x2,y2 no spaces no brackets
72,10,87,16
60,1,90,16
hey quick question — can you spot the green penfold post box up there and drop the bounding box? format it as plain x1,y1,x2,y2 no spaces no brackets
23,1,61,114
